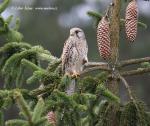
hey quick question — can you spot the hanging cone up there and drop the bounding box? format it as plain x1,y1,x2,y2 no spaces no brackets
97,16,111,60
47,111,56,126
125,0,138,42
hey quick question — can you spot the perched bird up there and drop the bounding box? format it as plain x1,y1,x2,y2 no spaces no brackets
61,27,88,95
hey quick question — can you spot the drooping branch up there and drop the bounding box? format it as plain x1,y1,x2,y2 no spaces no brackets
21,59,41,71
119,76,140,113
119,76,134,100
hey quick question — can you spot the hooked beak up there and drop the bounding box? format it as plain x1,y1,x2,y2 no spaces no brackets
70,33,74,36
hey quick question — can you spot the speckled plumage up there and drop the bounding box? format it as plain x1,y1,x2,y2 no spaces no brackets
61,28,88,76
61,28,88,95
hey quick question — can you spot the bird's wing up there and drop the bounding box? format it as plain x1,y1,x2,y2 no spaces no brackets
85,40,88,57
82,40,88,64
61,38,75,72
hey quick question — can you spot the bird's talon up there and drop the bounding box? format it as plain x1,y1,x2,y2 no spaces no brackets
71,73,80,78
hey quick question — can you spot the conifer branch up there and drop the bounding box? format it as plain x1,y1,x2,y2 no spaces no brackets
121,67,150,77
119,76,134,101
34,117,47,126
81,62,111,75
5,15,13,24
5,119,27,126
81,57,150,76
0,0,150,125
0,0,10,14
81,66,110,76
0,17,9,34
97,84,120,103
84,62,108,68
30,84,55,97
0,111,4,126
82,57,150,69
13,91,33,125
120,57,150,67
87,10,147,29
87,11,103,20
120,19,147,29
32,98,45,122
38,53,60,62
119,76,140,114
21,59,41,71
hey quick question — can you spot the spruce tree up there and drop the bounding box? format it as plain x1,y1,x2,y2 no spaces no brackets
0,0,150,126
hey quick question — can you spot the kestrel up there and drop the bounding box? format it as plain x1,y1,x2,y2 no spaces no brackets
61,27,88,95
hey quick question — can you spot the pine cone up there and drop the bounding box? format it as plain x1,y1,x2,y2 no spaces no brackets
47,111,56,126
97,16,111,60
125,0,138,42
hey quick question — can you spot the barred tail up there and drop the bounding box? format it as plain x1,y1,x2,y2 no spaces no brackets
66,79,76,95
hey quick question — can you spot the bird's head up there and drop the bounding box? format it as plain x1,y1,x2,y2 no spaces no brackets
70,27,85,39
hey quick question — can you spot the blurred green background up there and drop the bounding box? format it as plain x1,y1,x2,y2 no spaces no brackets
0,0,150,120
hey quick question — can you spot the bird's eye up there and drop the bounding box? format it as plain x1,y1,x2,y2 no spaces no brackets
75,30,79,34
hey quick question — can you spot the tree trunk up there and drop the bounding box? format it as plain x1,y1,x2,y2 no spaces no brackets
108,0,121,125
109,0,121,96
